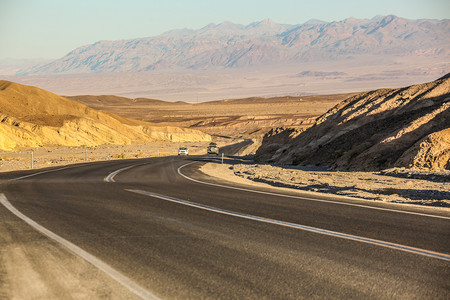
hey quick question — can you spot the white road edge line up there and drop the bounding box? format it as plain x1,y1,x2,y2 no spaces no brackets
10,164,88,181
0,193,160,300
127,189,450,262
10,159,117,181
178,161,450,220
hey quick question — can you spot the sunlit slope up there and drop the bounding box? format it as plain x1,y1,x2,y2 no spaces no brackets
0,81,210,150
255,74,450,170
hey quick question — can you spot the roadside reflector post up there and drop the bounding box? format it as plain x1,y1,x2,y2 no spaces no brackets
221,153,224,164
84,146,87,161
30,151,34,169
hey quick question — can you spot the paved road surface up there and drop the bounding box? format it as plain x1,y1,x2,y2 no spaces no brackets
0,155,449,299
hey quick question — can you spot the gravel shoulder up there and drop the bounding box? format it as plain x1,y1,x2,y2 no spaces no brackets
0,141,214,173
200,158,450,207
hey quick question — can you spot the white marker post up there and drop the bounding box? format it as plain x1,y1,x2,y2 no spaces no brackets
221,153,224,164
30,152,33,169
84,146,87,161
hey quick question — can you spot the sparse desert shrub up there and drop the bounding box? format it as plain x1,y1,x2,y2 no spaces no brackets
0,156,14,161
380,187,398,196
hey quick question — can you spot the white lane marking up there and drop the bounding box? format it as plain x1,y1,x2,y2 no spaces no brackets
104,163,150,182
0,193,160,300
104,165,136,182
178,161,450,220
127,189,450,262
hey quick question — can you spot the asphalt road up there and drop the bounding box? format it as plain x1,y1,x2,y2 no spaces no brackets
0,155,449,299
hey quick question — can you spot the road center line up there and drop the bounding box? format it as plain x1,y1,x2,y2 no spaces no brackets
0,193,160,300
104,162,151,182
127,189,450,262
104,165,136,182
177,161,450,220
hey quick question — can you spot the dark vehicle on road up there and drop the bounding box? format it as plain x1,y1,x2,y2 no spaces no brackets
207,142,219,155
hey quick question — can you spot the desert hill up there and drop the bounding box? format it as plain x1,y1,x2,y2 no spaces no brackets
68,93,356,138
255,75,450,170
68,95,187,107
0,81,210,151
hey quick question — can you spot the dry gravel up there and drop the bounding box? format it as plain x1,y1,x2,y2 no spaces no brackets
0,142,212,173
201,160,450,207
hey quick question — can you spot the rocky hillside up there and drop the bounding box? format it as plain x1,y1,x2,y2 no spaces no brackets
0,81,210,151
21,15,449,74
255,75,450,170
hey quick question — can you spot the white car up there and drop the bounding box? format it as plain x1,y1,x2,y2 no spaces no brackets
178,146,189,155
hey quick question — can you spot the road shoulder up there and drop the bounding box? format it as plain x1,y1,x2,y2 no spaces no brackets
0,199,141,300
198,160,450,214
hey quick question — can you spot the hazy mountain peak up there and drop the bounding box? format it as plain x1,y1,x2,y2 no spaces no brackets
256,18,275,26
162,27,195,37
379,14,400,25
217,21,237,27
303,19,327,25
19,16,450,75
203,22,217,29
216,21,243,29
343,17,360,23
371,15,384,21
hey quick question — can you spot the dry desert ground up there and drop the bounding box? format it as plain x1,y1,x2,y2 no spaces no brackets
1,78,448,207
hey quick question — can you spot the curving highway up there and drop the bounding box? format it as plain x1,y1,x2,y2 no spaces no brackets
0,154,449,299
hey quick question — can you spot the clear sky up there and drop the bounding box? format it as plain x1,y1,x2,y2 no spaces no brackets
1,0,449,60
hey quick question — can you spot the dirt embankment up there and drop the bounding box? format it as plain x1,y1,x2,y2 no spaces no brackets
255,75,450,171
0,81,210,151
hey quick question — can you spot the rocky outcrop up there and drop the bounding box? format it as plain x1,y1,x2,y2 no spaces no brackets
396,128,450,170
255,75,450,170
254,127,303,162
0,81,210,151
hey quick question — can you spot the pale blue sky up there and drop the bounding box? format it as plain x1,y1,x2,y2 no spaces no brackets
1,0,449,59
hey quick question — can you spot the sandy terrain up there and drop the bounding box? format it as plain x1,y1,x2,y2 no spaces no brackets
69,93,354,139
200,159,450,207
0,141,219,173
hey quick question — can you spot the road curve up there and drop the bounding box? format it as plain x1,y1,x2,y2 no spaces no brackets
1,155,449,299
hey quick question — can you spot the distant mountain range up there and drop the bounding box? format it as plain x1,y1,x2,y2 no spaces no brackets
20,15,449,75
